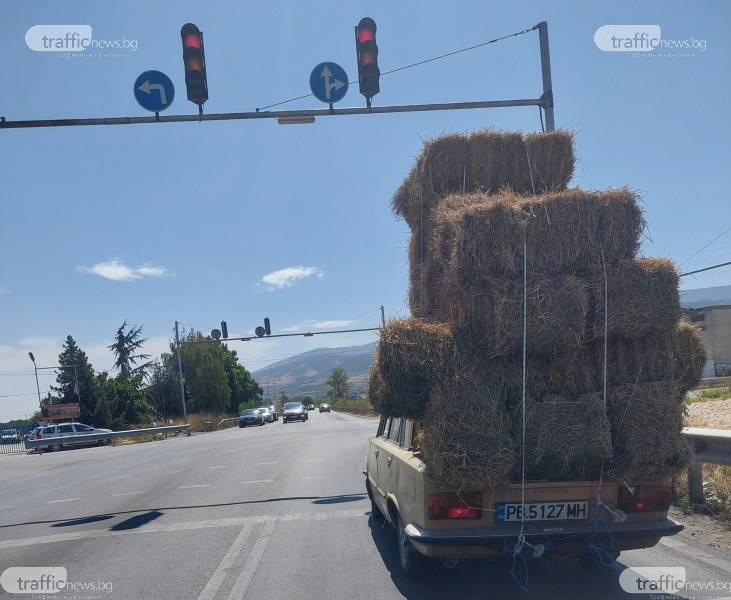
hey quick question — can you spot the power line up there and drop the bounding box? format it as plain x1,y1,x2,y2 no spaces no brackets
255,25,536,111
679,226,731,267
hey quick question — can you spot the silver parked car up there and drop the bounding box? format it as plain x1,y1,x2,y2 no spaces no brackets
36,422,113,452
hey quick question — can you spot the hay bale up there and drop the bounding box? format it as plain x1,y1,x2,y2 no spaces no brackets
594,323,706,394
420,379,516,491
368,318,458,418
607,382,691,481
589,258,680,341
391,129,576,230
470,347,601,401
408,224,453,319
514,393,613,481
448,276,589,358
433,188,644,283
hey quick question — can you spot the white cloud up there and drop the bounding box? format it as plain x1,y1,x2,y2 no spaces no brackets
312,320,354,329
78,259,172,282
0,286,7,295
259,266,323,291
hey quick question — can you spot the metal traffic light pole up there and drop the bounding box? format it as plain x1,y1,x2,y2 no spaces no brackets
1,22,555,132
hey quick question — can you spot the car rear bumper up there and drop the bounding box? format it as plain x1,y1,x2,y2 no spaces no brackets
404,518,683,551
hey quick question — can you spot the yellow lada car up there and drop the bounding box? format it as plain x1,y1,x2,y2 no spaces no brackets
365,416,683,575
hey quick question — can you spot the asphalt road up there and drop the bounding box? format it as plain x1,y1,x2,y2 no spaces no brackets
0,411,729,600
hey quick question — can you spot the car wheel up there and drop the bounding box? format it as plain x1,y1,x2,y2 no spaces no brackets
51,443,63,452
397,511,423,576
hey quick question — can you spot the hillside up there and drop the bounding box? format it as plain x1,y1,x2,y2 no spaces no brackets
251,343,376,399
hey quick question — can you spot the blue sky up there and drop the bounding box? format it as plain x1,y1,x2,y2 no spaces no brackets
1,1,729,421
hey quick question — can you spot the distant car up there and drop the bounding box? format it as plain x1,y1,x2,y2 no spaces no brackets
239,409,265,427
258,407,274,423
319,404,331,413
268,405,279,421
305,402,315,411
36,422,113,452
282,401,308,424
1,428,21,444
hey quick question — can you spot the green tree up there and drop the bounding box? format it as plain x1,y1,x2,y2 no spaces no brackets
222,346,263,413
179,330,230,413
326,367,350,402
108,320,151,376
47,336,98,424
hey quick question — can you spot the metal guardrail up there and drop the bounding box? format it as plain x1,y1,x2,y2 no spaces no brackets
682,427,731,504
682,427,731,467
25,424,191,453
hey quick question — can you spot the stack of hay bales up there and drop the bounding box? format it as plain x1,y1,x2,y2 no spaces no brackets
369,128,706,490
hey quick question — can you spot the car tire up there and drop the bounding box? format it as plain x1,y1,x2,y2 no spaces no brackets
51,443,63,452
397,511,423,576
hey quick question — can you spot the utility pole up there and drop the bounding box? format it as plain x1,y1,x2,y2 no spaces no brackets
175,321,187,422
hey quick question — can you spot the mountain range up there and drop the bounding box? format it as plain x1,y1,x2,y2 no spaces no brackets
252,342,376,400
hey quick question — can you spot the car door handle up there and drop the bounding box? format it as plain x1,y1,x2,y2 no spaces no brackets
386,456,392,466
374,449,379,457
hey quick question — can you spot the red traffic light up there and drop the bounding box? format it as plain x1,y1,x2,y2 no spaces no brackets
355,18,380,104
180,23,208,106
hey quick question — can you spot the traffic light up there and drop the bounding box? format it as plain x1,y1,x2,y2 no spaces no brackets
264,317,271,336
180,23,208,107
221,321,228,339
355,17,380,105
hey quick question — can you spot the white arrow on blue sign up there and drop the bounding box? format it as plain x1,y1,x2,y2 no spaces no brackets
309,62,349,104
134,70,175,113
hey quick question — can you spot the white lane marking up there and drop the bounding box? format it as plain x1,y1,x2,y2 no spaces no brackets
178,485,210,489
660,537,731,572
107,475,133,480
255,462,278,465
47,498,81,504
302,476,329,480
226,520,276,600
196,522,256,600
300,459,323,462
0,509,365,549
241,479,273,485
166,470,182,474
111,491,146,497
208,465,228,469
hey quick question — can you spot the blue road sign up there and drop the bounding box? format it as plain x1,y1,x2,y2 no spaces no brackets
134,70,175,113
309,62,349,104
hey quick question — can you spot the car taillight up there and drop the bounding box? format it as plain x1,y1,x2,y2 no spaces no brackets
429,492,482,520
618,485,671,513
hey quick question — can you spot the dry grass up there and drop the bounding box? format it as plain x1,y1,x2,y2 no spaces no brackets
187,412,239,432
392,129,576,230
588,258,681,341
368,318,460,418
419,378,516,492
607,382,691,482
516,393,613,481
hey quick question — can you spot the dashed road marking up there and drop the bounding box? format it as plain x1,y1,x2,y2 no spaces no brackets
208,466,228,470
47,498,81,504
241,479,273,485
107,475,133,480
111,491,146,497
255,462,278,465
178,485,211,489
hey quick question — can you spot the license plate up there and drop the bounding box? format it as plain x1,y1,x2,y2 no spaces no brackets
496,501,589,522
